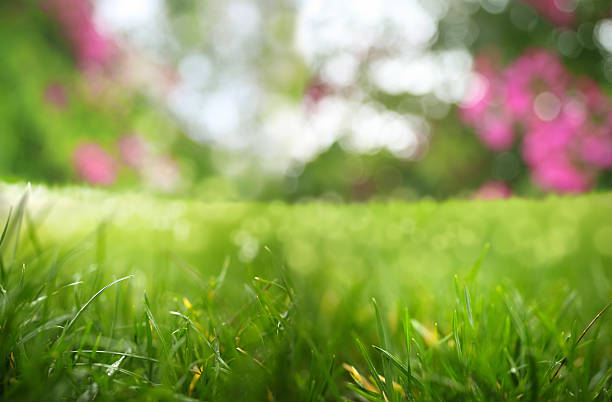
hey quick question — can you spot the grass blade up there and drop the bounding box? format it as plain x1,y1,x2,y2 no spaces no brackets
56,275,133,346
372,298,396,400
550,300,612,382
355,337,387,400
0,207,12,248
403,308,412,377
143,290,168,352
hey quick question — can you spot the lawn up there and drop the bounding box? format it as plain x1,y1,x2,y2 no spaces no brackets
1,183,611,400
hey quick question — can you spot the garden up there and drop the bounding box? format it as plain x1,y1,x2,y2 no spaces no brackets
1,0,612,400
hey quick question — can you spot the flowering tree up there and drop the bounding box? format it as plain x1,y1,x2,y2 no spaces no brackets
457,0,612,196
461,49,612,193
2,0,612,200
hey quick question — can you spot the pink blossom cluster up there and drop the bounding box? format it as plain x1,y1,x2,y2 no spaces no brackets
73,134,180,191
460,49,612,193
474,180,513,200
73,143,116,186
518,0,576,27
43,0,115,70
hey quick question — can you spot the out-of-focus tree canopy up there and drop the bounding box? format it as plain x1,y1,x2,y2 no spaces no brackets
2,0,612,200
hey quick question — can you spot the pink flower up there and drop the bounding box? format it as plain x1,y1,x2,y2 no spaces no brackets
459,54,516,151
118,134,148,168
520,76,612,190
461,48,612,194
520,113,594,193
478,117,516,151
459,55,498,123
43,0,116,70
473,181,512,200
567,78,612,168
574,77,611,114
503,49,569,121
506,51,597,194
73,143,116,186
518,0,576,27
531,154,592,193
522,117,576,167
578,127,612,168
559,97,588,129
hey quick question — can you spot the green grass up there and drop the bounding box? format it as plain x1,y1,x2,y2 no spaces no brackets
1,183,611,400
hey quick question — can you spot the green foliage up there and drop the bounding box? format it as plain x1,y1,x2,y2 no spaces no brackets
0,3,190,187
287,127,507,202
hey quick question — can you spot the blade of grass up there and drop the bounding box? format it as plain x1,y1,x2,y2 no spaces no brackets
355,336,387,400
0,207,12,249
25,212,42,255
373,345,423,390
0,187,29,268
56,275,133,347
70,350,160,362
372,297,396,401
453,309,462,359
550,300,612,382
467,243,489,282
403,308,411,377
143,290,168,352
464,285,474,329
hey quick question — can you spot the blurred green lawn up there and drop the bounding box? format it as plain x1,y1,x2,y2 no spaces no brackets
1,183,611,400
3,182,611,316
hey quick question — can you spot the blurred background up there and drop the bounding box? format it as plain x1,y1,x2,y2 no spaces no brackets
2,0,612,201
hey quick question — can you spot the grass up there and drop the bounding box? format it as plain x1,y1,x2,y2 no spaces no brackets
0,183,611,400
